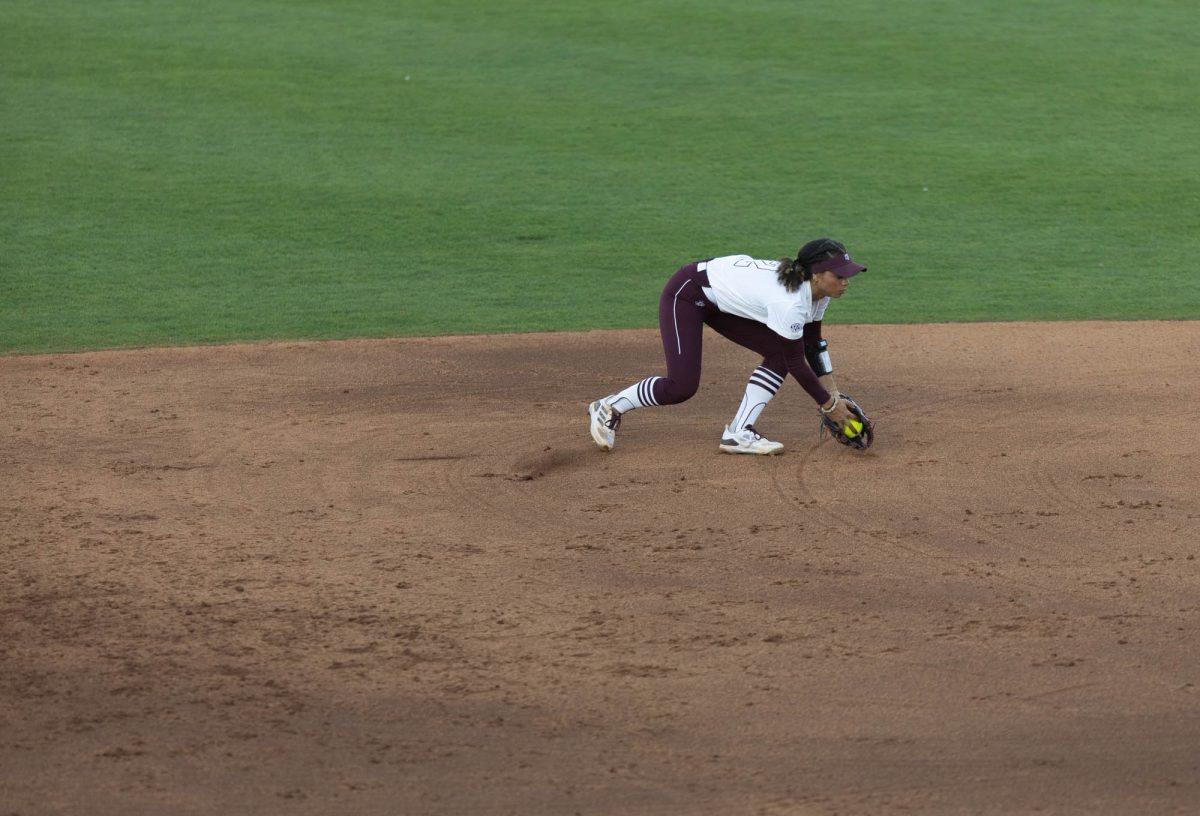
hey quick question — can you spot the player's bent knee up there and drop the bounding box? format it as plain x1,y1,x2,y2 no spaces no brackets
762,355,787,376
657,380,699,405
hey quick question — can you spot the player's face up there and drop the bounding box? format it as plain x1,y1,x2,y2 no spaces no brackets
813,270,851,299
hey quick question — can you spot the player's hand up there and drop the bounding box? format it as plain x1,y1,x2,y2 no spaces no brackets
819,393,874,450
821,394,853,427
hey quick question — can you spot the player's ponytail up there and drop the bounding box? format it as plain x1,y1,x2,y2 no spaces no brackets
776,256,804,292
778,237,850,292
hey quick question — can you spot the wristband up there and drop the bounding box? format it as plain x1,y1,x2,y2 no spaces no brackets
819,395,840,415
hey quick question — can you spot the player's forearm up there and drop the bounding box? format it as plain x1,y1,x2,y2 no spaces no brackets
819,373,839,397
784,347,831,406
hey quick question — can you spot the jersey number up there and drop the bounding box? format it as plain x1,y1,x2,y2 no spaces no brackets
733,258,779,271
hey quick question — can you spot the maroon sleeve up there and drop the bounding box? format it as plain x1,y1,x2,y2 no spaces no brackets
784,334,831,406
803,320,823,349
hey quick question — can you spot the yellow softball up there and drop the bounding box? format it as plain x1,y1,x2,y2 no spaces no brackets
843,418,863,438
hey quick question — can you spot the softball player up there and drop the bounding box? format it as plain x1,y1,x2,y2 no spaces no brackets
588,237,865,454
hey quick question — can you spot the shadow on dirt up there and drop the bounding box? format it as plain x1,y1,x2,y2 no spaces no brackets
507,447,590,482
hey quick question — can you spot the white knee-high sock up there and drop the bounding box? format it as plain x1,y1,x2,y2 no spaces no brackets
606,377,662,413
730,366,783,430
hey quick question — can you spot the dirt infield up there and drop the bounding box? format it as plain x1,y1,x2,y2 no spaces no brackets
3,322,1199,815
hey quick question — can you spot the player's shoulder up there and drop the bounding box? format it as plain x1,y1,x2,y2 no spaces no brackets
775,280,815,310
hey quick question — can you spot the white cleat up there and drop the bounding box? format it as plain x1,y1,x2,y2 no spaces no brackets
719,424,784,456
588,400,621,451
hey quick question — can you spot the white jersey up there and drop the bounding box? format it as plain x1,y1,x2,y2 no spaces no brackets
700,255,830,341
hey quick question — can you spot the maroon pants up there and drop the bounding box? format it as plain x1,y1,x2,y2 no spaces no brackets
649,263,830,407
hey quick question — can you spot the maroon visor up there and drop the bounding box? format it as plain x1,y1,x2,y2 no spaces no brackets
810,252,867,278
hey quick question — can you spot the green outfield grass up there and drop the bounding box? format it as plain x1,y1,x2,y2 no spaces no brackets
3,0,1198,353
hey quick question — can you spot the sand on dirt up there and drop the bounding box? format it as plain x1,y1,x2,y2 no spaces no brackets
2,322,1199,815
